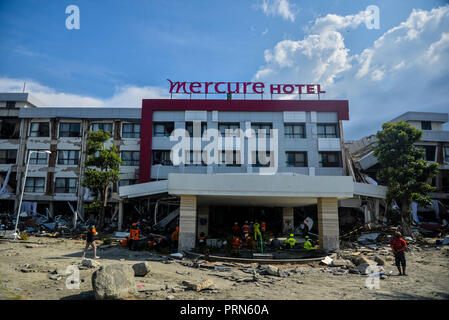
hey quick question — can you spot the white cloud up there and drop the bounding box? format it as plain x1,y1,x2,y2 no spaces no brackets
0,77,167,107
253,5,449,138
259,0,297,22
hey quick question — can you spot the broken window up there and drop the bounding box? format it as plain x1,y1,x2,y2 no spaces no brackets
284,124,306,138
185,122,207,137
317,123,339,138
0,150,17,164
153,122,174,137
122,123,140,138
121,151,140,166
59,122,81,137
0,118,20,139
91,122,112,134
29,122,50,137
251,123,272,138
219,150,241,167
29,150,48,165
286,151,308,167
6,101,16,109
55,178,77,193
25,177,45,193
417,145,436,162
218,123,240,137
151,150,172,166
58,150,80,165
319,152,341,167
186,150,207,166
421,121,432,130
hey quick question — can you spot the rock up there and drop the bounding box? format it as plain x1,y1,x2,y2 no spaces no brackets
356,263,381,275
351,255,376,266
132,262,151,277
91,264,136,300
264,265,284,277
348,268,360,274
49,274,62,281
332,259,354,268
82,259,99,268
182,279,214,292
374,256,385,266
166,295,175,300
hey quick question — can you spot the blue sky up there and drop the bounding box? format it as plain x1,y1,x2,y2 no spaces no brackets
0,0,448,138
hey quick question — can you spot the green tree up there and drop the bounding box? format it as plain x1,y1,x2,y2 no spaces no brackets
374,121,439,236
82,130,123,230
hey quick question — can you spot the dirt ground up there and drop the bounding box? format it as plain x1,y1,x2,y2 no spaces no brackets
0,236,448,300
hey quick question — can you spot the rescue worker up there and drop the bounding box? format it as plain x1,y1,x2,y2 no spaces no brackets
246,235,256,250
261,221,267,236
128,222,140,250
253,220,262,241
284,233,296,249
198,232,207,253
303,236,316,250
242,221,250,239
231,235,242,250
232,222,240,236
82,224,99,259
300,221,309,236
171,226,179,251
390,231,407,276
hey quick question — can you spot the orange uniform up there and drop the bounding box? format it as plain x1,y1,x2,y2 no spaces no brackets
129,223,140,240
261,222,266,232
242,224,249,234
232,236,242,249
171,226,179,241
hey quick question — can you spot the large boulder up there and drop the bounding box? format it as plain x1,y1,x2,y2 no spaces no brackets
132,262,151,277
92,264,136,300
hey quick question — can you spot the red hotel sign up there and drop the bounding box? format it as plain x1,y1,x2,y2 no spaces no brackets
167,79,326,95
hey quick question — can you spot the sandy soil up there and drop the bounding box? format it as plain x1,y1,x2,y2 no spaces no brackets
0,236,448,300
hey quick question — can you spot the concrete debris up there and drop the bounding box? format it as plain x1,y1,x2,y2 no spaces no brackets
320,256,333,266
373,256,385,266
49,274,62,281
132,262,151,277
182,279,215,292
351,255,376,266
331,259,354,269
82,259,100,268
166,295,175,300
91,264,136,300
170,253,183,259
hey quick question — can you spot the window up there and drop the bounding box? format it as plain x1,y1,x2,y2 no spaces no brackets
55,178,77,193
29,151,48,165
218,123,240,136
58,150,79,165
317,124,339,138
220,151,241,166
186,151,206,166
421,121,432,130
30,122,50,137
319,152,341,167
285,124,305,138
152,150,172,166
59,122,81,137
185,122,207,137
153,122,174,137
25,177,45,193
417,145,436,162
252,151,272,167
286,152,308,167
0,150,17,164
119,179,139,187
121,151,140,166
444,146,449,163
91,123,112,133
122,123,140,138
6,101,16,109
251,123,272,137
0,119,20,139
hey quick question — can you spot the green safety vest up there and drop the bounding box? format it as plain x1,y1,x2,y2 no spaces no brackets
304,240,316,250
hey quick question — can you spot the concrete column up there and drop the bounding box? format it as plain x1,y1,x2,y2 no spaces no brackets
48,201,54,219
118,200,124,231
317,198,340,252
374,199,380,222
282,207,294,234
178,195,197,252
197,206,209,237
